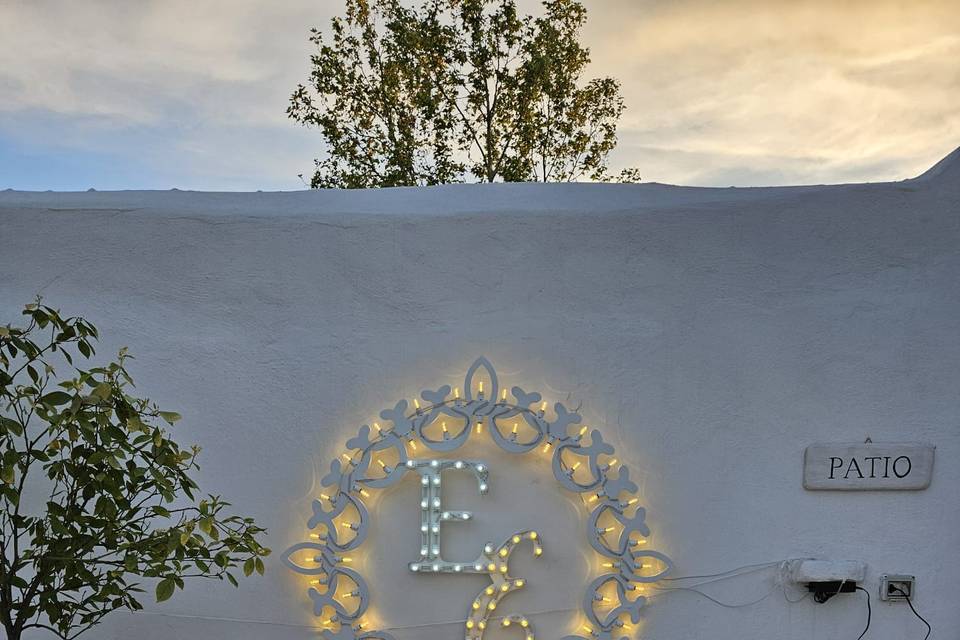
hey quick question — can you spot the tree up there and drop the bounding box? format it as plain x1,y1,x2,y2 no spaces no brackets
0,301,270,640
289,0,630,187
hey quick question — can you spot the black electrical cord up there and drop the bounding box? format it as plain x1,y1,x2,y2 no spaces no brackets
854,586,870,640
891,586,932,640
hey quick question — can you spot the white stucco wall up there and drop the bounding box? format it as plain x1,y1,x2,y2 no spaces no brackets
1,149,958,640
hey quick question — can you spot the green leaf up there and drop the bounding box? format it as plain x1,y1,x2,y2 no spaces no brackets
158,411,181,425
92,382,112,400
243,558,254,577
155,577,175,603
255,558,265,575
0,416,23,437
41,391,73,406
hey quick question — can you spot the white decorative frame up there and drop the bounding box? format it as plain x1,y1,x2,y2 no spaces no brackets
283,357,672,639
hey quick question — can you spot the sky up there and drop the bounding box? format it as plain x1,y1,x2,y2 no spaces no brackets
0,0,958,191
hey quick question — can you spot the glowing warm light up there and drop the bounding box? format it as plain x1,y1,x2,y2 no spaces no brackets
284,357,672,640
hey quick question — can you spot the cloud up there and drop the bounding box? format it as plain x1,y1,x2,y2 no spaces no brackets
0,0,958,189
583,0,960,184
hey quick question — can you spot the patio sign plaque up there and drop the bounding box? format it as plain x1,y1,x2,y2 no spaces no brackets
803,442,935,491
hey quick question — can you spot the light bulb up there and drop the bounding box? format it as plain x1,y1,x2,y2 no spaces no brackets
512,535,521,543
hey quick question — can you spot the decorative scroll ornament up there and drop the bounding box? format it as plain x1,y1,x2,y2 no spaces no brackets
284,357,672,639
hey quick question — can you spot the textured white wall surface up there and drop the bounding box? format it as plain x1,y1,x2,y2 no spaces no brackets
1,149,958,640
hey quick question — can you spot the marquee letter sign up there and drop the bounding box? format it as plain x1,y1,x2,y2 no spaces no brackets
284,357,672,639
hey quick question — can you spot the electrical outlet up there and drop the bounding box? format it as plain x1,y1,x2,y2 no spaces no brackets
879,574,915,602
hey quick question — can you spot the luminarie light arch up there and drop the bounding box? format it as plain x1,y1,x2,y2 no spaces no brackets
283,357,673,639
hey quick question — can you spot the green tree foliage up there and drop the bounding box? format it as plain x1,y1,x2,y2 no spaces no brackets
289,0,631,187
0,301,269,640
